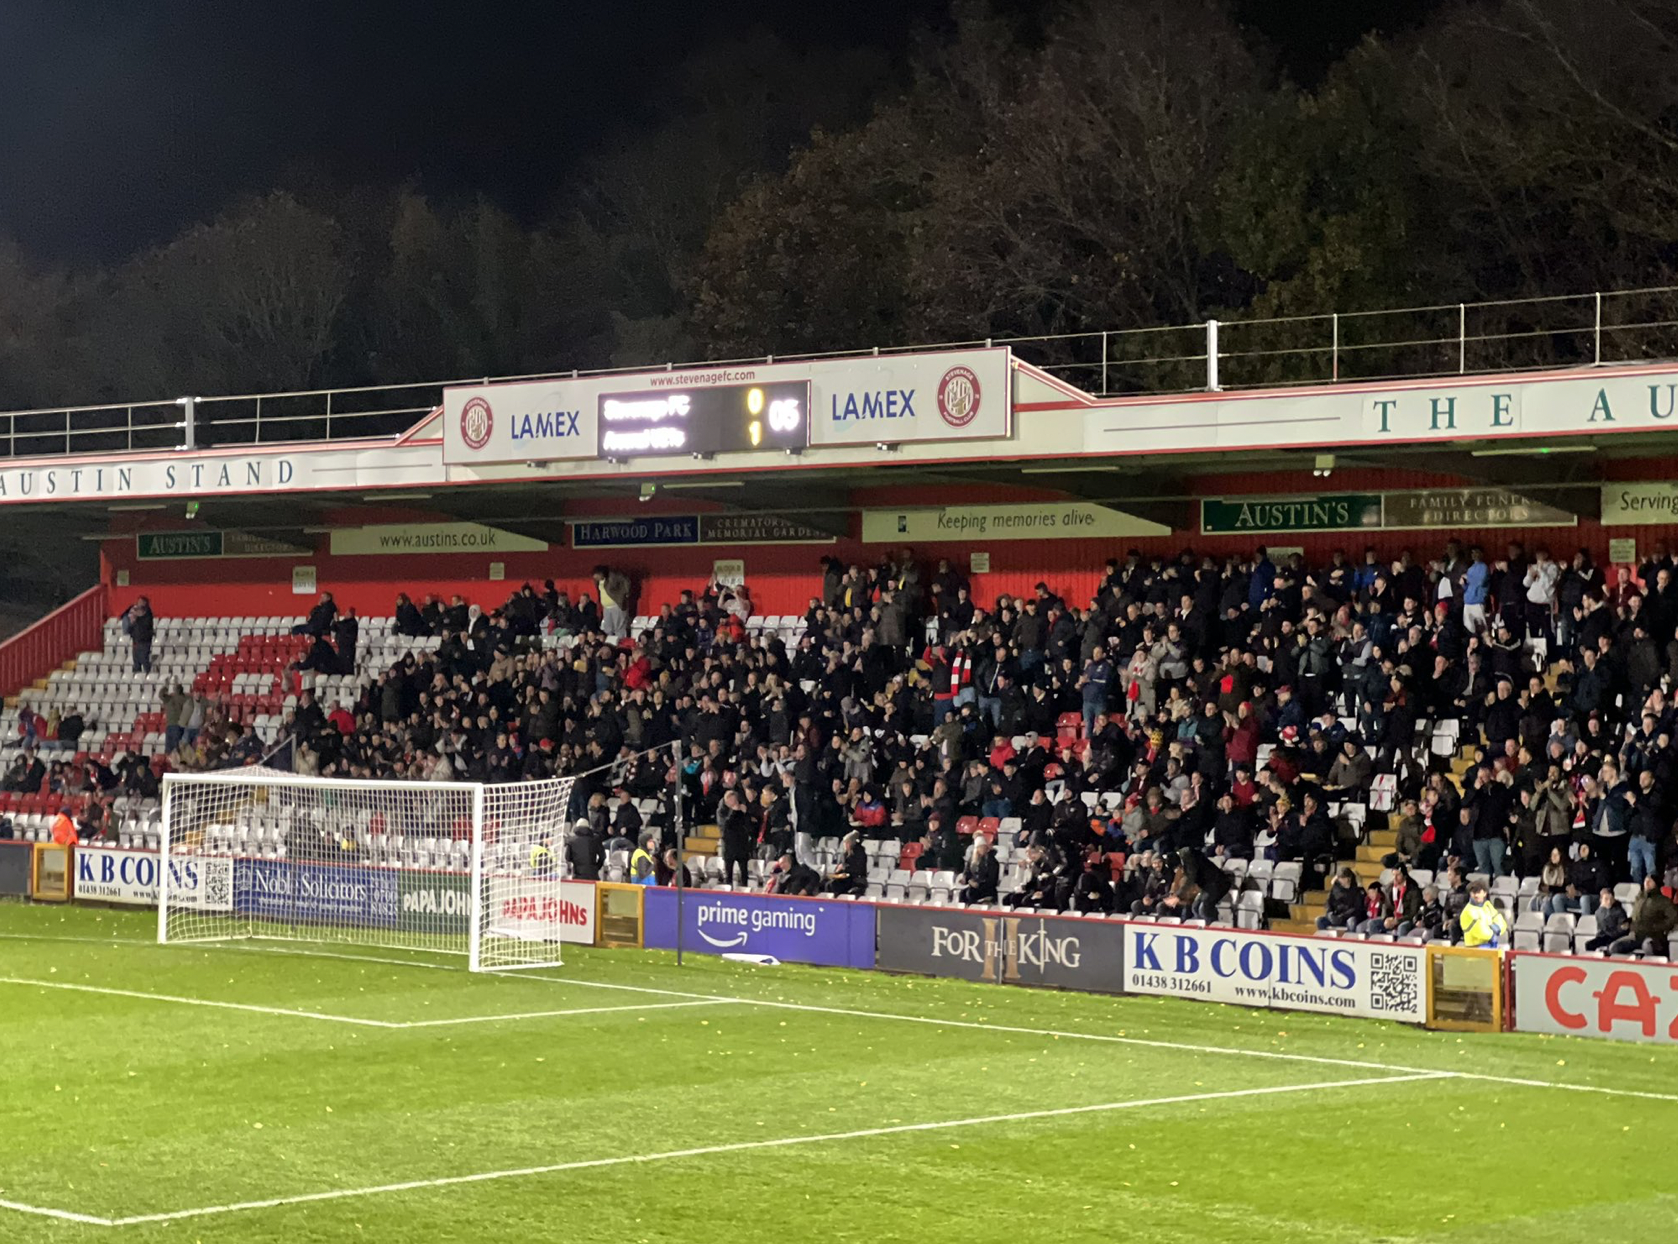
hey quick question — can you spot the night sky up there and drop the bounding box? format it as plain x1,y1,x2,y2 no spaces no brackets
0,0,1435,266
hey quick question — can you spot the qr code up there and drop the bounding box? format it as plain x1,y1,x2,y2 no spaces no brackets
203,862,232,908
1368,952,1420,1014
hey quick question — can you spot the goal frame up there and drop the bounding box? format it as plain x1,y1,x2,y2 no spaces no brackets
155,769,565,972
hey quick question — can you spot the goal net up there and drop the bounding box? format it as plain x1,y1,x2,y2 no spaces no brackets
157,767,574,971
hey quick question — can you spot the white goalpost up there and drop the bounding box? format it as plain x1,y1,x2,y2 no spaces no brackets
156,767,574,972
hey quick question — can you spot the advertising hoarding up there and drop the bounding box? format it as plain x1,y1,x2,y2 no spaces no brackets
569,513,834,549
74,846,233,911
862,502,1167,545
875,905,1128,992
1511,953,1678,1044
642,888,875,968
1122,926,1426,1023
329,523,549,556
1602,482,1678,526
234,859,401,928
395,871,597,944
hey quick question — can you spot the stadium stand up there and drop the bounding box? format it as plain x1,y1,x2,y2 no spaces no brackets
7,538,1678,960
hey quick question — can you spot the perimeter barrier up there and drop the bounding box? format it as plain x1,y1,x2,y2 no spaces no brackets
47,846,1678,1044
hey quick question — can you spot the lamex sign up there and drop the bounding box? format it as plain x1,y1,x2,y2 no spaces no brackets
235,859,400,928
443,347,1012,464
1123,926,1426,1023
642,888,874,968
1512,953,1678,1044
875,905,1127,993
74,846,233,911
397,871,597,944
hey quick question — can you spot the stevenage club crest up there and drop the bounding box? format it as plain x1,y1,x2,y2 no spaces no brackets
460,396,494,450
937,365,981,428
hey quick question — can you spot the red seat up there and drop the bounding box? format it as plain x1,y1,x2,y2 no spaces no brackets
1056,711,1082,732
955,815,979,837
977,816,1001,838
1105,851,1127,880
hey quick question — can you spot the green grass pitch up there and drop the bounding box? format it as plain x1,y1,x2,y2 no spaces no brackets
1,902,1674,1243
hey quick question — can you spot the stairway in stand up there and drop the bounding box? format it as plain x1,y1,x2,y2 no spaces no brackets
684,822,722,856
1270,827,1398,935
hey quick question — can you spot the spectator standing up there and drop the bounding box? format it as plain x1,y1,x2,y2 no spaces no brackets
1522,548,1560,643
566,816,604,881
594,565,632,639
717,788,752,888
1627,770,1665,885
161,683,190,754
122,597,155,674
1079,644,1113,738
1461,547,1490,634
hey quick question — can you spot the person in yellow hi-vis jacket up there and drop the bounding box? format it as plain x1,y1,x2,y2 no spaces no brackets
1459,880,1509,948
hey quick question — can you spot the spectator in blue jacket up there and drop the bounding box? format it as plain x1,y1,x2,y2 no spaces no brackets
1461,546,1490,634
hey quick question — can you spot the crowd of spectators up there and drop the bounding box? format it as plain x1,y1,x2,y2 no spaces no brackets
24,534,1678,954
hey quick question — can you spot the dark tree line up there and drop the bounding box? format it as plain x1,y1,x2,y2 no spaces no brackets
4,0,1678,411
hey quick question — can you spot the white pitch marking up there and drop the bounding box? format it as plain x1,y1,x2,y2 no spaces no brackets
102,1073,1448,1227
0,977,401,1029
395,999,733,1028
508,971,1678,1105
0,974,735,1031
0,1197,116,1227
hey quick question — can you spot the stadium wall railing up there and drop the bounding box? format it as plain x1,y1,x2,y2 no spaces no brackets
55,845,1678,1044
0,584,106,698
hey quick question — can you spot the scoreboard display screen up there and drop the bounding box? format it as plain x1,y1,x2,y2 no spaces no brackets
597,381,810,457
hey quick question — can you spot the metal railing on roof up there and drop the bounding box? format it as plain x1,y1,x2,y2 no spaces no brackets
3,284,1678,460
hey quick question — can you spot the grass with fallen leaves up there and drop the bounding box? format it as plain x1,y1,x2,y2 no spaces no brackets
0,902,1672,1244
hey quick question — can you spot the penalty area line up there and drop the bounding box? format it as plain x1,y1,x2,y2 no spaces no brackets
0,976,738,1031
0,977,402,1029
395,998,736,1028
98,1072,1449,1227
507,971,1678,1106
0,1198,116,1228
